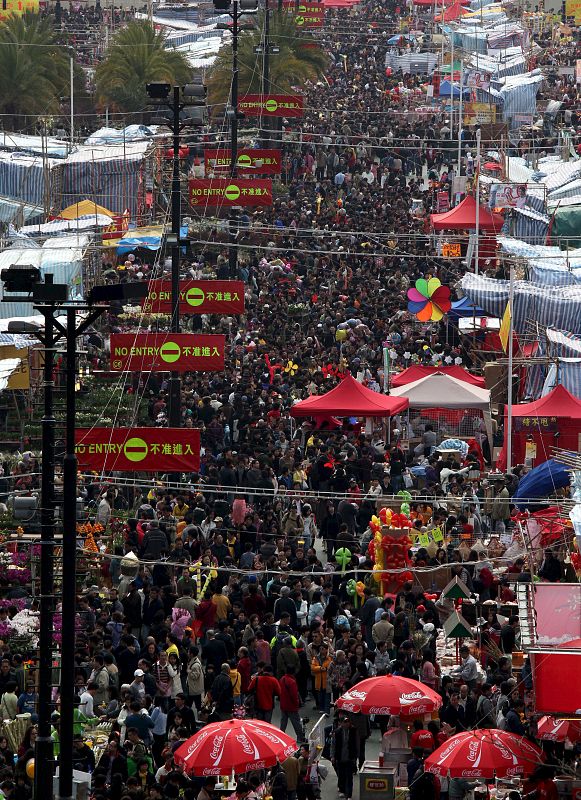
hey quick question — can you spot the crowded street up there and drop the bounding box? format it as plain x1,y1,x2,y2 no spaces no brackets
0,0,578,798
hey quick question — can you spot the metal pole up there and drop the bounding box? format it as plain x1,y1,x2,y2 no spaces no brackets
450,36,454,140
34,290,56,800
169,85,181,428
457,59,464,176
58,307,77,800
229,0,240,280
506,263,515,473
475,127,481,275
262,0,271,148
70,57,74,148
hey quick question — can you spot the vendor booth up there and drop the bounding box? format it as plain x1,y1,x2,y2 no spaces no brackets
290,374,409,419
390,365,485,388
498,383,581,468
389,372,493,446
431,195,504,269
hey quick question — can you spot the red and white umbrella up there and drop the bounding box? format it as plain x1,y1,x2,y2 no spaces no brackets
174,718,297,776
336,675,442,716
425,729,544,779
536,716,581,743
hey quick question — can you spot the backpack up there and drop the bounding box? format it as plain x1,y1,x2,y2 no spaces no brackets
271,631,289,665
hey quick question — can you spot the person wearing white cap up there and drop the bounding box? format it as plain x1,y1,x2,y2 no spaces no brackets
129,669,146,702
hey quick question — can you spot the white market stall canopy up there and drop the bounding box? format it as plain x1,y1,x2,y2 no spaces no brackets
390,372,491,409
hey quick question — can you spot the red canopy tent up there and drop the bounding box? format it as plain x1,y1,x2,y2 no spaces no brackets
391,365,485,389
431,194,504,231
434,0,470,21
290,374,409,419
498,384,581,469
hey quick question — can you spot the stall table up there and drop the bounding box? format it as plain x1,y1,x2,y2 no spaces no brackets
359,760,396,800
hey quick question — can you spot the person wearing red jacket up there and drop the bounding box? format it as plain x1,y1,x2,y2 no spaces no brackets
248,665,280,723
237,647,253,696
279,667,305,741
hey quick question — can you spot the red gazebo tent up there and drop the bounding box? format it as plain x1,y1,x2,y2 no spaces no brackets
430,194,504,232
290,374,409,419
434,0,470,21
391,365,485,389
498,384,581,468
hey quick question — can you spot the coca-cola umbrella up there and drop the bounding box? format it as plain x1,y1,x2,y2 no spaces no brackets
425,730,544,779
174,718,297,776
536,716,581,742
335,675,442,716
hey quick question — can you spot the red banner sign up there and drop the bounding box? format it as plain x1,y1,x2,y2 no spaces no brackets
238,94,304,118
530,650,581,715
204,149,281,176
142,280,245,315
75,428,200,473
110,333,225,372
189,178,273,207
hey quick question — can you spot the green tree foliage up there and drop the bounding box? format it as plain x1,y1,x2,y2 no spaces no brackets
207,11,327,109
95,20,192,114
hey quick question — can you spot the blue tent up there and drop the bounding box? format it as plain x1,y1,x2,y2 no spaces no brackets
449,297,486,318
514,458,570,508
439,80,471,98
387,34,416,45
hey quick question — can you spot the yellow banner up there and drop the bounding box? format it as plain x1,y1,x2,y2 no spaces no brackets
0,0,39,19
566,0,581,22
463,102,496,125
0,346,30,390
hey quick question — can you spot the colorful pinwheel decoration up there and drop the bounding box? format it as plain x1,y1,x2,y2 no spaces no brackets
407,278,451,322
284,360,298,376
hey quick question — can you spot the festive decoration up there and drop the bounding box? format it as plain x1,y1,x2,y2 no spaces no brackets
199,568,218,598
407,277,451,322
335,547,352,573
26,759,34,779
284,360,298,376
368,509,413,593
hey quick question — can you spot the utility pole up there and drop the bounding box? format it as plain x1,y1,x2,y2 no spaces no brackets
170,85,182,429
262,0,271,148
34,287,57,800
228,0,241,281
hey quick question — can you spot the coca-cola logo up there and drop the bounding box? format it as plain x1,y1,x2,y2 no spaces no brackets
347,689,368,701
210,735,224,760
467,741,480,763
202,768,222,776
506,767,524,776
399,691,426,706
245,760,266,771
339,702,359,713
461,769,483,778
436,737,463,763
235,734,254,756
368,707,392,715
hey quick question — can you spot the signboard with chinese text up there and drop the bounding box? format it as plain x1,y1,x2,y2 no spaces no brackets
442,243,461,258
566,0,581,22
514,416,558,432
437,192,450,213
465,70,491,90
491,183,527,209
142,280,245,315
238,94,304,118
110,334,225,372
0,0,39,19
75,428,200,473
463,102,496,124
282,1,324,26
189,178,273,207
204,149,281,175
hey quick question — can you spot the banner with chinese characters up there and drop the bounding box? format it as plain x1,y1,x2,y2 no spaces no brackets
0,0,39,19
465,70,491,90
204,149,281,176
238,94,304,118
75,428,200,473
514,416,558,432
142,280,245,315
282,1,325,27
109,334,225,372
463,102,496,125
189,178,273,207
441,243,461,258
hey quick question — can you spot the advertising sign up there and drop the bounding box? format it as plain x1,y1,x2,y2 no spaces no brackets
491,183,527,209
442,243,461,258
75,428,200,473
566,0,581,22
189,178,273,207
204,149,281,175
142,280,245,315
0,0,39,19
463,102,496,124
465,70,491,90
110,334,225,372
238,94,304,118
530,650,581,715
283,2,324,25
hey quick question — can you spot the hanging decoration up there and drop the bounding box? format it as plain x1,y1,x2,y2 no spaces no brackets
407,277,451,321
368,507,413,594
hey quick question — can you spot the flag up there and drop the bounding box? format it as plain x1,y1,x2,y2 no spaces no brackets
499,300,511,353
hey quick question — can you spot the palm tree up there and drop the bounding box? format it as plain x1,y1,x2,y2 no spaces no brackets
95,21,192,114
207,11,327,109
0,15,70,128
